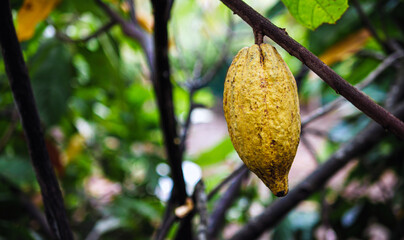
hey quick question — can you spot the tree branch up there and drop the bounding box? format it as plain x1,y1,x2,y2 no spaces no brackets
351,0,392,53
302,50,404,127
186,17,234,91
174,208,194,240
151,0,186,206
219,0,404,139
229,102,404,240
0,175,55,239
179,18,234,153
127,0,136,24
207,164,247,200
85,217,121,240
207,167,249,239
155,165,249,240
151,0,190,239
0,110,18,154
55,20,116,43
295,64,309,90
300,135,319,164
154,213,176,240
95,0,154,73
0,1,73,239
386,59,404,110
195,181,208,240
179,91,196,154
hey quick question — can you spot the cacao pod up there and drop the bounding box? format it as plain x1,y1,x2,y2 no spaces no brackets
223,44,301,197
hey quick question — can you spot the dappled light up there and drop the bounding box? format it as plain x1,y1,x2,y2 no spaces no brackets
0,0,404,239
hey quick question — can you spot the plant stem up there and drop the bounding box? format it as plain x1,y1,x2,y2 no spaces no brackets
219,0,404,139
0,1,73,239
229,102,404,240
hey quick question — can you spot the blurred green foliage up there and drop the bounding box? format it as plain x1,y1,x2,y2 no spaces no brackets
1,0,404,239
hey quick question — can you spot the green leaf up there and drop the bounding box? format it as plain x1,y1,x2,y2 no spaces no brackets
0,156,36,188
281,0,349,29
29,40,75,126
266,1,286,19
0,220,36,240
193,137,235,166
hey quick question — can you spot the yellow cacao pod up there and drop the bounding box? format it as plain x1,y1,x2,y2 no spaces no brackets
223,44,301,197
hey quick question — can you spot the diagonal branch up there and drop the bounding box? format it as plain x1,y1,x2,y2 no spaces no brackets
0,175,55,239
219,0,404,139
0,110,18,154
151,0,190,239
0,1,73,239
194,181,208,240
186,17,234,91
95,0,154,73
386,59,404,110
351,0,392,53
302,50,404,127
207,164,247,200
229,102,404,240
207,167,249,239
55,20,117,43
150,0,186,205
179,17,234,154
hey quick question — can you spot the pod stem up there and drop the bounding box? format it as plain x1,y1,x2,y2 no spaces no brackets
254,29,263,45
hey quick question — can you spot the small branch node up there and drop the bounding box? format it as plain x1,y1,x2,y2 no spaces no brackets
254,28,264,45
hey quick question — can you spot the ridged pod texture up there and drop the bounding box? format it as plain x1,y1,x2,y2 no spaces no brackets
223,44,301,197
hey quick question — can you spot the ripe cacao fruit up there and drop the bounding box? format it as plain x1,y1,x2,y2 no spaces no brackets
223,44,301,197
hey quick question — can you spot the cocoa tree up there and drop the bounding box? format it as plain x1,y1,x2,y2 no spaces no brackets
0,0,403,239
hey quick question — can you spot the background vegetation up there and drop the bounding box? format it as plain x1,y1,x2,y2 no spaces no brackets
0,0,404,239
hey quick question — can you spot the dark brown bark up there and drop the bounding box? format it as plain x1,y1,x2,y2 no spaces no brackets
0,1,73,239
208,168,249,239
219,0,404,139
151,0,186,208
56,20,116,43
151,0,191,239
229,103,404,240
95,0,154,73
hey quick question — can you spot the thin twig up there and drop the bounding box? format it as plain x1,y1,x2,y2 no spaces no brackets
207,164,248,200
159,15,235,239
151,0,190,239
219,0,404,138
157,166,250,239
320,189,331,228
357,50,385,61
295,65,309,90
188,17,234,91
155,212,177,240
151,0,187,205
386,59,404,110
95,0,154,73
207,167,249,239
55,20,116,43
195,181,208,240
351,0,391,53
127,0,136,24
179,16,234,153
85,217,121,240
302,128,329,138
0,110,18,154
0,1,73,239
300,135,319,164
229,102,404,240
174,212,193,240
0,175,55,239
302,50,404,127
179,91,195,154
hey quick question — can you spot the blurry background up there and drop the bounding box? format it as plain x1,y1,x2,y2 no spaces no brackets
1,0,404,239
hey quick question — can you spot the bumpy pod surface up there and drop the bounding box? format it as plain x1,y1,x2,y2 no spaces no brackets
223,44,301,197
